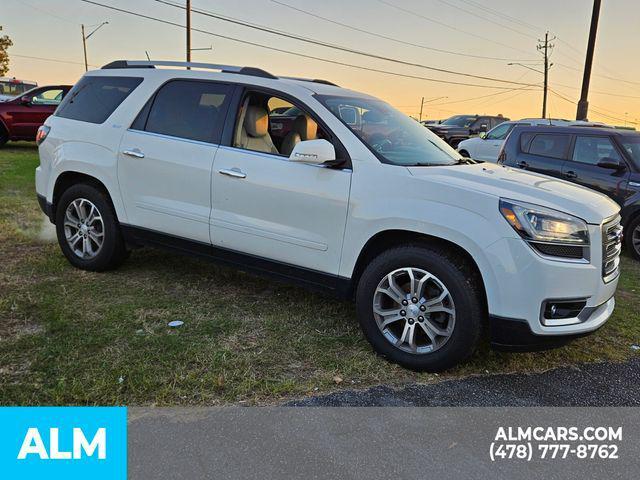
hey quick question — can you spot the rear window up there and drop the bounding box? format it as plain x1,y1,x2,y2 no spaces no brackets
55,76,143,124
524,133,570,159
137,80,232,143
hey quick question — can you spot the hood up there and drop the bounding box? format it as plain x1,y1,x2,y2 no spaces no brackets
407,162,620,224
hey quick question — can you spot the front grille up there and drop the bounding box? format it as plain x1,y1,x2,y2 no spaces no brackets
602,217,623,282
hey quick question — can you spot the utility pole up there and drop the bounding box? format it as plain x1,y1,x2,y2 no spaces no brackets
82,24,88,72
537,32,554,119
186,0,192,67
81,22,108,72
576,0,602,121
418,96,448,122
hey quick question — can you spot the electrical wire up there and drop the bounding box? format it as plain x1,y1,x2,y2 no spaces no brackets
150,0,538,87
268,0,534,62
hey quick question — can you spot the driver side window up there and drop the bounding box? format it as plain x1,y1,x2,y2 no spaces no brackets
31,88,66,106
486,123,512,140
233,92,328,157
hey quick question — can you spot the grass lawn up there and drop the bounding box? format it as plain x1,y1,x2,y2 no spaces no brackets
1,143,639,406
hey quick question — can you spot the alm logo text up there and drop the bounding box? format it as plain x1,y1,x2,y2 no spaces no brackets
17,427,107,460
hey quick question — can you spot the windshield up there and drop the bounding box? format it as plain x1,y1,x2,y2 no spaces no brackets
441,115,477,127
317,95,462,166
620,136,640,168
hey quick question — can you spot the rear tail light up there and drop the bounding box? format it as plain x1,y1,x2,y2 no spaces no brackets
36,125,50,146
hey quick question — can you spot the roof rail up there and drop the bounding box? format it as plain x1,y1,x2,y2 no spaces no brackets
280,76,339,87
100,60,277,79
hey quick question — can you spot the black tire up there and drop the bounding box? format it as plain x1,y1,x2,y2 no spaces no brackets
55,183,128,271
0,125,8,147
625,215,640,261
355,245,483,372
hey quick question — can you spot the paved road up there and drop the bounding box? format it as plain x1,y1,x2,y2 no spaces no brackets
287,357,640,406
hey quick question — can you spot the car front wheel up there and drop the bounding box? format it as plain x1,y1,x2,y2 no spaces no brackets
356,245,483,371
626,216,640,261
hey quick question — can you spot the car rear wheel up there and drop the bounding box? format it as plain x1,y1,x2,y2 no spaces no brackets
55,183,128,271
355,245,483,371
0,126,8,147
626,216,640,261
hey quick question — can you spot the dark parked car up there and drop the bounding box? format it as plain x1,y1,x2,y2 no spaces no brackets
0,84,72,146
427,114,509,148
499,125,640,259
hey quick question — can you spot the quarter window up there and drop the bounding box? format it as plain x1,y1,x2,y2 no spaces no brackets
572,136,621,166
143,80,232,143
526,134,570,159
56,76,142,124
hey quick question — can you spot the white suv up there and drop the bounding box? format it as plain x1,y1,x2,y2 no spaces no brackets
35,61,622,371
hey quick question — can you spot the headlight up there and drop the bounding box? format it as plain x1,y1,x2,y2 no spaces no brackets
499,199,589,245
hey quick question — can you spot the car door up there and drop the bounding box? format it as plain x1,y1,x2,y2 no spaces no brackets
8,87,67,138
118,79,234,244
515,132,571,178
562,134,631,206
210,89,351,275
475,122,513,161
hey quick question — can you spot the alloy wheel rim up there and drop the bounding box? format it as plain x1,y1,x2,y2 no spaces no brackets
373,267,455,355
64,198,105,259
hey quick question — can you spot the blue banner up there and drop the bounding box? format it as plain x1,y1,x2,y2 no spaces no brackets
0,407,127,479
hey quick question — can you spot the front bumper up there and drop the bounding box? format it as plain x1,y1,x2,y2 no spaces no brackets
37,194,54,223
482,222,619,341
490,296,614,351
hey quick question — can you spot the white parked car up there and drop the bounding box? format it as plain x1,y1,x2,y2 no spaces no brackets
457,118,583,162
35,61,622,371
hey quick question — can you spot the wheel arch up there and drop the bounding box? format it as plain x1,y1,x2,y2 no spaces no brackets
350,229,488,311
52,171,119,221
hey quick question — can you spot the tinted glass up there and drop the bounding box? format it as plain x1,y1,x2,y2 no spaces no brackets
572,136,621,165
32,88,65,106
620,136,640,168
144,80,231,143
527,134,570,159
56,76,142,124
318,95,461,166
486,122,512,140
441,115,477,127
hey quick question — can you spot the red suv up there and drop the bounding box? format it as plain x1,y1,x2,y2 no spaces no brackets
0,85,72,146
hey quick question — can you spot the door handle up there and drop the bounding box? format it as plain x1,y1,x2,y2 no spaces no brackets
564,170,577,179
516,161,528,169
122,149,145,158
218,167,246,179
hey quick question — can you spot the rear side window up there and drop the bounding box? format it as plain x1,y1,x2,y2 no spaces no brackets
525,134,570,159
139,80,232,143
56,76,142,124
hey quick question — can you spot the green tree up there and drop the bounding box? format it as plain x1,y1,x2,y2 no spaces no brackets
0,26,13,77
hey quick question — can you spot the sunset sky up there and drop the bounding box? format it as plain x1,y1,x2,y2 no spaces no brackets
3,0,639,126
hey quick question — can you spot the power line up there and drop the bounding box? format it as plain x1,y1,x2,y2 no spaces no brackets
434,0,538,41
548,88,638,126
77,0,528,90
375,0,535,58
268,0,533,62
151,0,537,87
456,0,542,33
11,53,96,67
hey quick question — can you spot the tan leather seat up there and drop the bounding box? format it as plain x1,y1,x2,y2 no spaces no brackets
280,114,318,156
237,105,279,154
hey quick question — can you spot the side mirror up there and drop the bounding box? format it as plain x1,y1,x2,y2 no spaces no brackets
479,132,488,139
289,139,336,165
19,95,33,105
597,157,625,170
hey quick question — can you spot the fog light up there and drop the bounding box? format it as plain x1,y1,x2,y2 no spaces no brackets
543,300,587,321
